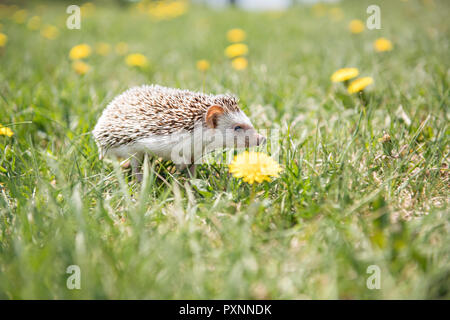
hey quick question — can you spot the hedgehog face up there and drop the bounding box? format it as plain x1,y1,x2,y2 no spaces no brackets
205,105,266,149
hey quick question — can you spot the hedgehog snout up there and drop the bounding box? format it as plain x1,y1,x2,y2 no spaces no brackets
242,131,266,148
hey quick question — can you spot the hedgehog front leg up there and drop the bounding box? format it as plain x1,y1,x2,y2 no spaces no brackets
131,153,144,182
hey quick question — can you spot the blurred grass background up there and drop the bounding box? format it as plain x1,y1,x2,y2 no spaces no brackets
0,0,449,299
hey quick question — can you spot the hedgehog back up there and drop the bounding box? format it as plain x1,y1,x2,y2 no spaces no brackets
93,85,239,150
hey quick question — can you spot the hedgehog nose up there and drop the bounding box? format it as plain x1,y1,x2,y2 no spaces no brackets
257,134,266,146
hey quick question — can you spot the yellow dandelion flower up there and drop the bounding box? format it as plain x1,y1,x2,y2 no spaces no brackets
196,59,210,71
81,2,96,16
348,77,374,94
225,43,248,58
312,3,327,17
227,28,246,43
331,67,359,82
27,16,41,30
125,53,148,68
0,124,14,137
69,43,92,60
12,9,27,24
329,7,344,21
0,33,7,47
229,151,282,184
40,25,59,40
231,57,248,70
95,42,110,56
378,133,391,144
148,0,188,20
72,61,90,75
115,42,128,55
374,37,393,52
349,19,364,34
136,2,147,13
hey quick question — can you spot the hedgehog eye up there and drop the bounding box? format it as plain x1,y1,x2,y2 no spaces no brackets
234,126,242,131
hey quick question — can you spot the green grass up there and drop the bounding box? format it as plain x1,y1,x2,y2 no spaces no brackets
0,0,449,299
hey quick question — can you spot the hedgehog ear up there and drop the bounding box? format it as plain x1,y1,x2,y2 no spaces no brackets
205,105,224,129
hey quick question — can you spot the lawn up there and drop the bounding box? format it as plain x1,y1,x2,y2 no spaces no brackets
0,0,449,299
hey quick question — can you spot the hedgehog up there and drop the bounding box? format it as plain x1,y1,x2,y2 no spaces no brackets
92,84,265,180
